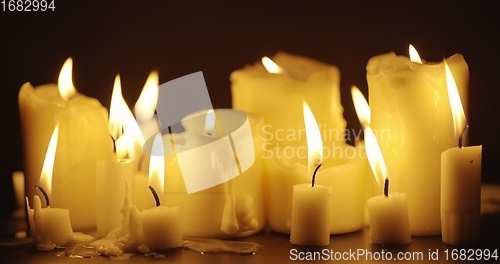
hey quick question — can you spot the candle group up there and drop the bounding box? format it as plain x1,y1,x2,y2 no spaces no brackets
17,46,481,252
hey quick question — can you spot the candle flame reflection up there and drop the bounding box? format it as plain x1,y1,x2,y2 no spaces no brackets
149,134,165,194
108,74,144,159
409,44,422,64
58,57,77,100
40,123,59,197
445,61,467,141
302,101,323,171
364,126,388,188
262,56,284,74
351,85,371,128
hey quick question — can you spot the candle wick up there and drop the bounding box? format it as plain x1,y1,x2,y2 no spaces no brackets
311,163,323,187
110,135,117,153
148,186,161,207
35,185,50,207
383,178,389,197
458,125,469,148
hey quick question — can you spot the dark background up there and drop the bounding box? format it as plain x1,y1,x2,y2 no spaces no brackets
1,0,498,215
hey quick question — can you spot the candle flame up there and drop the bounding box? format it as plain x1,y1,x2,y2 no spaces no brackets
445,61,466,140
40,123,59,197
205,109,216,135
57,57,77,100
364,126,388,188
134,70,159,122
351,85,371,128
409,44,422,64
149,134,165,193
108,74,144,158
262,56,284,74
303,100,323,170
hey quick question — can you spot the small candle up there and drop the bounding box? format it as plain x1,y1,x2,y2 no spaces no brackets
290,164,332,246
366,45,469,235
140,134,183,250
18,58,113,231
440,62,482,245
365,127,411,245
27,124,73,250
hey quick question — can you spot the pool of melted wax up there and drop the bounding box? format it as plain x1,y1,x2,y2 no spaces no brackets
184,238,264,255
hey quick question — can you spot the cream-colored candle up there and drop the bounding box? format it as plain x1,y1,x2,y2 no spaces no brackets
441,62,482,245
366,45,469,235
18,58,113,231
26,124,73,250
96,159,134,235
230,52,346,147
140,134,183,250
367,188,411,245
144,111,266,239
28,195,73,250
266,102,366,234
290,165,332,246
364,126,411,245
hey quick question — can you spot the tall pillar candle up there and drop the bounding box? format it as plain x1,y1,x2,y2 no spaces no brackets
366,49,469,235
230,52,346,147
18,58,113,230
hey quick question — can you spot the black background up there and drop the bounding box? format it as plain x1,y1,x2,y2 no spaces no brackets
1,0,498,215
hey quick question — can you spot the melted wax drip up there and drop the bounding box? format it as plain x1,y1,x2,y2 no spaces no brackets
184,238,263,255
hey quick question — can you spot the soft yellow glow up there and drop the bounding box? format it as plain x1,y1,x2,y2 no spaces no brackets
262,56,284,74
57,57,77,100
364,126,388,188
149,133,165,193
409,44,422,64
108,74,145,158
204,109,216,135
303,100,323,170
40,123,59,197
445,61,466,139
351,85,371,128
134,70,159,122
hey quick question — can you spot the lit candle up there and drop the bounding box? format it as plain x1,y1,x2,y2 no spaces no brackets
140,134,183,251
107,75,150,211
365,126,411,245
27,124,73,251
266,101,366,235
290,163,332,246
230,52,347,147
134,70,160,144
18,58,113,230
155,109,265,238
440,62,482,245
366,45,469,235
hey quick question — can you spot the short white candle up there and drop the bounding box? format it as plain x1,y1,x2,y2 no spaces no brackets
367,179,411,245
290,163,332,246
